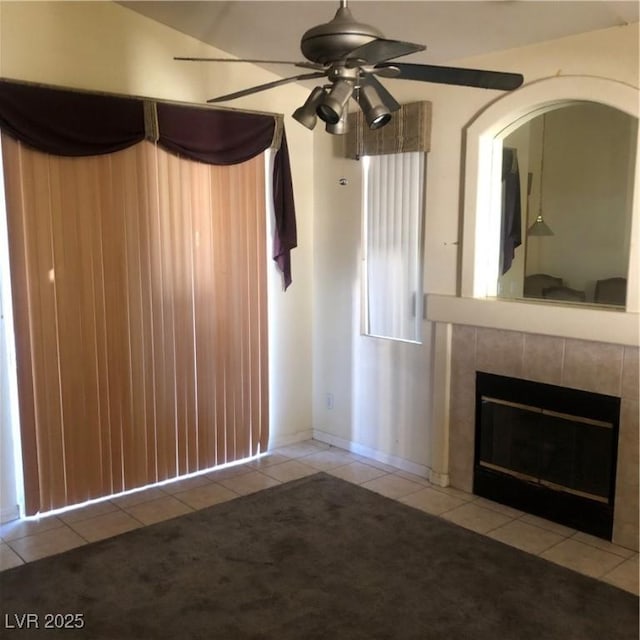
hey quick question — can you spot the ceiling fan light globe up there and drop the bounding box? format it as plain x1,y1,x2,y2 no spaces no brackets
292,86,325,130
368,109,391,129
326,111,349,135
358,83,392,129
317,102,341,124
292,107,317,130
317,79,354,124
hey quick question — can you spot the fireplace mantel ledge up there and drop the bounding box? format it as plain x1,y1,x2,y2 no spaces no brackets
426,294,640,347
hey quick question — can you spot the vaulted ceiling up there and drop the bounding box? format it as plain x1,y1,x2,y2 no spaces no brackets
119,0,639,70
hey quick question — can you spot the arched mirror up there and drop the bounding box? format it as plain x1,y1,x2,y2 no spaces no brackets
497,102,637,308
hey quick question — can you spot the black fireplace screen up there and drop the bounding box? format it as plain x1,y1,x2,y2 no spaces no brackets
474,372,620,539
479,398,614,501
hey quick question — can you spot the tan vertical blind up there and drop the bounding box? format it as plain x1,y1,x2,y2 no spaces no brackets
2,135,268,514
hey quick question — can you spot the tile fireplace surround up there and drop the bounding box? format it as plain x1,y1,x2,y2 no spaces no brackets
448,325,639,551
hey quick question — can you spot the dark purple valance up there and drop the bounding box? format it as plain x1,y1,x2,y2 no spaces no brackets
157,102,275,166
0,80,145,156
0,79,297,288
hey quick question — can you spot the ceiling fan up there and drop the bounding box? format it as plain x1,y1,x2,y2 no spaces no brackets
175,0,524,134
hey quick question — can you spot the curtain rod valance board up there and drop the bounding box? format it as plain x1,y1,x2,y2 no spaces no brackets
0,78,296,288
344,101,432,159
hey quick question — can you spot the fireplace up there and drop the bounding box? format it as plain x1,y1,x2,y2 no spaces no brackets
474,372,620,540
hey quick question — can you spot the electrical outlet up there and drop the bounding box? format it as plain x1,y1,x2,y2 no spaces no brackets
326,393,334,410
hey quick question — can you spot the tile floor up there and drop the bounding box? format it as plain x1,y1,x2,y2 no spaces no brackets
1,440,638,596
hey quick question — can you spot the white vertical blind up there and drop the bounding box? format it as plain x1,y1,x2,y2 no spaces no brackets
363,152,425,343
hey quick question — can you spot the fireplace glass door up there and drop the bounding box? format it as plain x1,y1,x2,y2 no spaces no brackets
479,398,614,502
474,372,620,539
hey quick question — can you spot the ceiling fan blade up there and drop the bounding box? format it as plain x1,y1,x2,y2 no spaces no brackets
360,75,400,112
383,62,524,91
175,57,324,71
206,72,326,103
346,39,426,65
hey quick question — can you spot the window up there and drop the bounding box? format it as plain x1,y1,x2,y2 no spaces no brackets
362,152,425,343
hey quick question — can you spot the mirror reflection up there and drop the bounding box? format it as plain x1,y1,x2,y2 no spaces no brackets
498,102,637,309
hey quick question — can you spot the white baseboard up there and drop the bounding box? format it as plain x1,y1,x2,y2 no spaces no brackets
312,429,431,480
1,504,20,524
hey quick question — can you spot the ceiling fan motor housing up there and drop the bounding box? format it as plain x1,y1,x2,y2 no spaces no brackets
301,6,383,64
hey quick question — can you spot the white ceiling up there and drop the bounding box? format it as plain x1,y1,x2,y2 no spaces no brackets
119,0,639,69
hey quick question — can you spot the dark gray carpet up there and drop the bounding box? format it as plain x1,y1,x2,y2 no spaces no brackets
0,473,637,639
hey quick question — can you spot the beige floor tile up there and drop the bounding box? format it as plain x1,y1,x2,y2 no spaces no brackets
302,449,358,471
487,519,566,554
122,495,193,526
327,462,388,484
602,555,639,595
395,470,432,487
262,460,319,483
519,513,577,537
400,487,467,516
0,516,65,542
59,500,119,525
440,502,513,534
273,441,329,459
160,474,215,495
428,484,474,502
361,474,424,500
8,526,86,563
206,463,256,481
173,483,239,510
111,486,167,509
349,456,398,474
248,453,291,469
217,471,281,495
68,510,142,542
570,531,636,559
471,496,524,518
541,538,626,579
0,542,25,571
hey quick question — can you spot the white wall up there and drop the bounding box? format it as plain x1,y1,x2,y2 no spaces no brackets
0,1,316,516
312,22,639,476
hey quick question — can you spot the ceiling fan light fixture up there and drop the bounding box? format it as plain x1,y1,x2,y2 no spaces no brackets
317,79,354,124
527,214,554,237
358,83,391,129
527,114,554,237
326,109,349,135
292,86,326,130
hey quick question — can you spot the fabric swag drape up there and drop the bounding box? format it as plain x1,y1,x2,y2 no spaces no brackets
0,79,297,287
